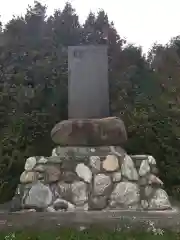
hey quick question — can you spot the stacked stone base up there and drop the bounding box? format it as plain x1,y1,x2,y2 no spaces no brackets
12,146,172,212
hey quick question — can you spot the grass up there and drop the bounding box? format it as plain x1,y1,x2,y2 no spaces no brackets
1,228,180,240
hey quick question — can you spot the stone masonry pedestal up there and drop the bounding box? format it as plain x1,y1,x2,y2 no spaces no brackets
10,117,172,212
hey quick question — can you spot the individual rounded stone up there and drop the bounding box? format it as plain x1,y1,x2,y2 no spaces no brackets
148,174,163,185
44,165,61,183
51,117,127,146
141,200,149,209
102,155,119,172
38,157,48,164
151,166,159,175
89,156,101,172
148,156,156,165
89,196,107,210
139,159,150,177
58,182,72,202
148,189,172,210
25,182,53,208
144,186,154,198
93,174,112,196
90,148,96,153
110,182,140,207
112,171,122,183
52,148,58,156
53,199,69,211
121,155,138,181
63,171,77,183
75,163,92,183
139,177,148,186
10,196,22,212
34,165,45,172
71,181,88,206
20,171,38,183
46,206,56,212
25,157,36,171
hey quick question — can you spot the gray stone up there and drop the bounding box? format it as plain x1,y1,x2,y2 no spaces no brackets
44,165,61,183
148,189,172,210
75,163,92,183
89,156,101,172
144,186,154,198
58,182,72,202
54,199,67,210
38,156,48,164
25,182,53,208
148,155,156,165
102,155,119,172
63,171,77,183
110,182,140,207
151,166,159,175
71,181,88,206
10,196,22,212
121,155,138,181
89,196,107,210
61,159,76,172
52,148,58,156
112,172,122,183
139,159,150,177
20,171,39,183
90,148,96,153
25,157,36,171
68,45,109,119
141,200,149,209
139,177,148,186
34,164,45,172
93,174,112,196
37,157,48,164
46,206,56,212
53,199,73,211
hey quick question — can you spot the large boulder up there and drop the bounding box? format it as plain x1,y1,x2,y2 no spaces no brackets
51,117,127,146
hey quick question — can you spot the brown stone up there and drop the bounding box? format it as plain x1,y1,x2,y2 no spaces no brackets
51,117,127,146
102,155,119,172
148,174,163,186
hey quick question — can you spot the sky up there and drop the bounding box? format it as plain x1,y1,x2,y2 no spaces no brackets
1,0,180,53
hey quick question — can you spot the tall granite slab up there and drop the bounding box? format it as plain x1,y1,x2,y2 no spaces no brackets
68,45,109,119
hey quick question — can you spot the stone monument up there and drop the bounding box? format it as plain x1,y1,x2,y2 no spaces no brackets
10,45,172,212
68,45,109,119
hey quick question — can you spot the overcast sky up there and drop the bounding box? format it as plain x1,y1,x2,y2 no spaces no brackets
1,0,180,53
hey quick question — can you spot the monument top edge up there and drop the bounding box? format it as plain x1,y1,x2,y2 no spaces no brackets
68,45,108,50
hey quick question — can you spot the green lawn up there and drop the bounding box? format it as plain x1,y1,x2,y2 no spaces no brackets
1,229,180,240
